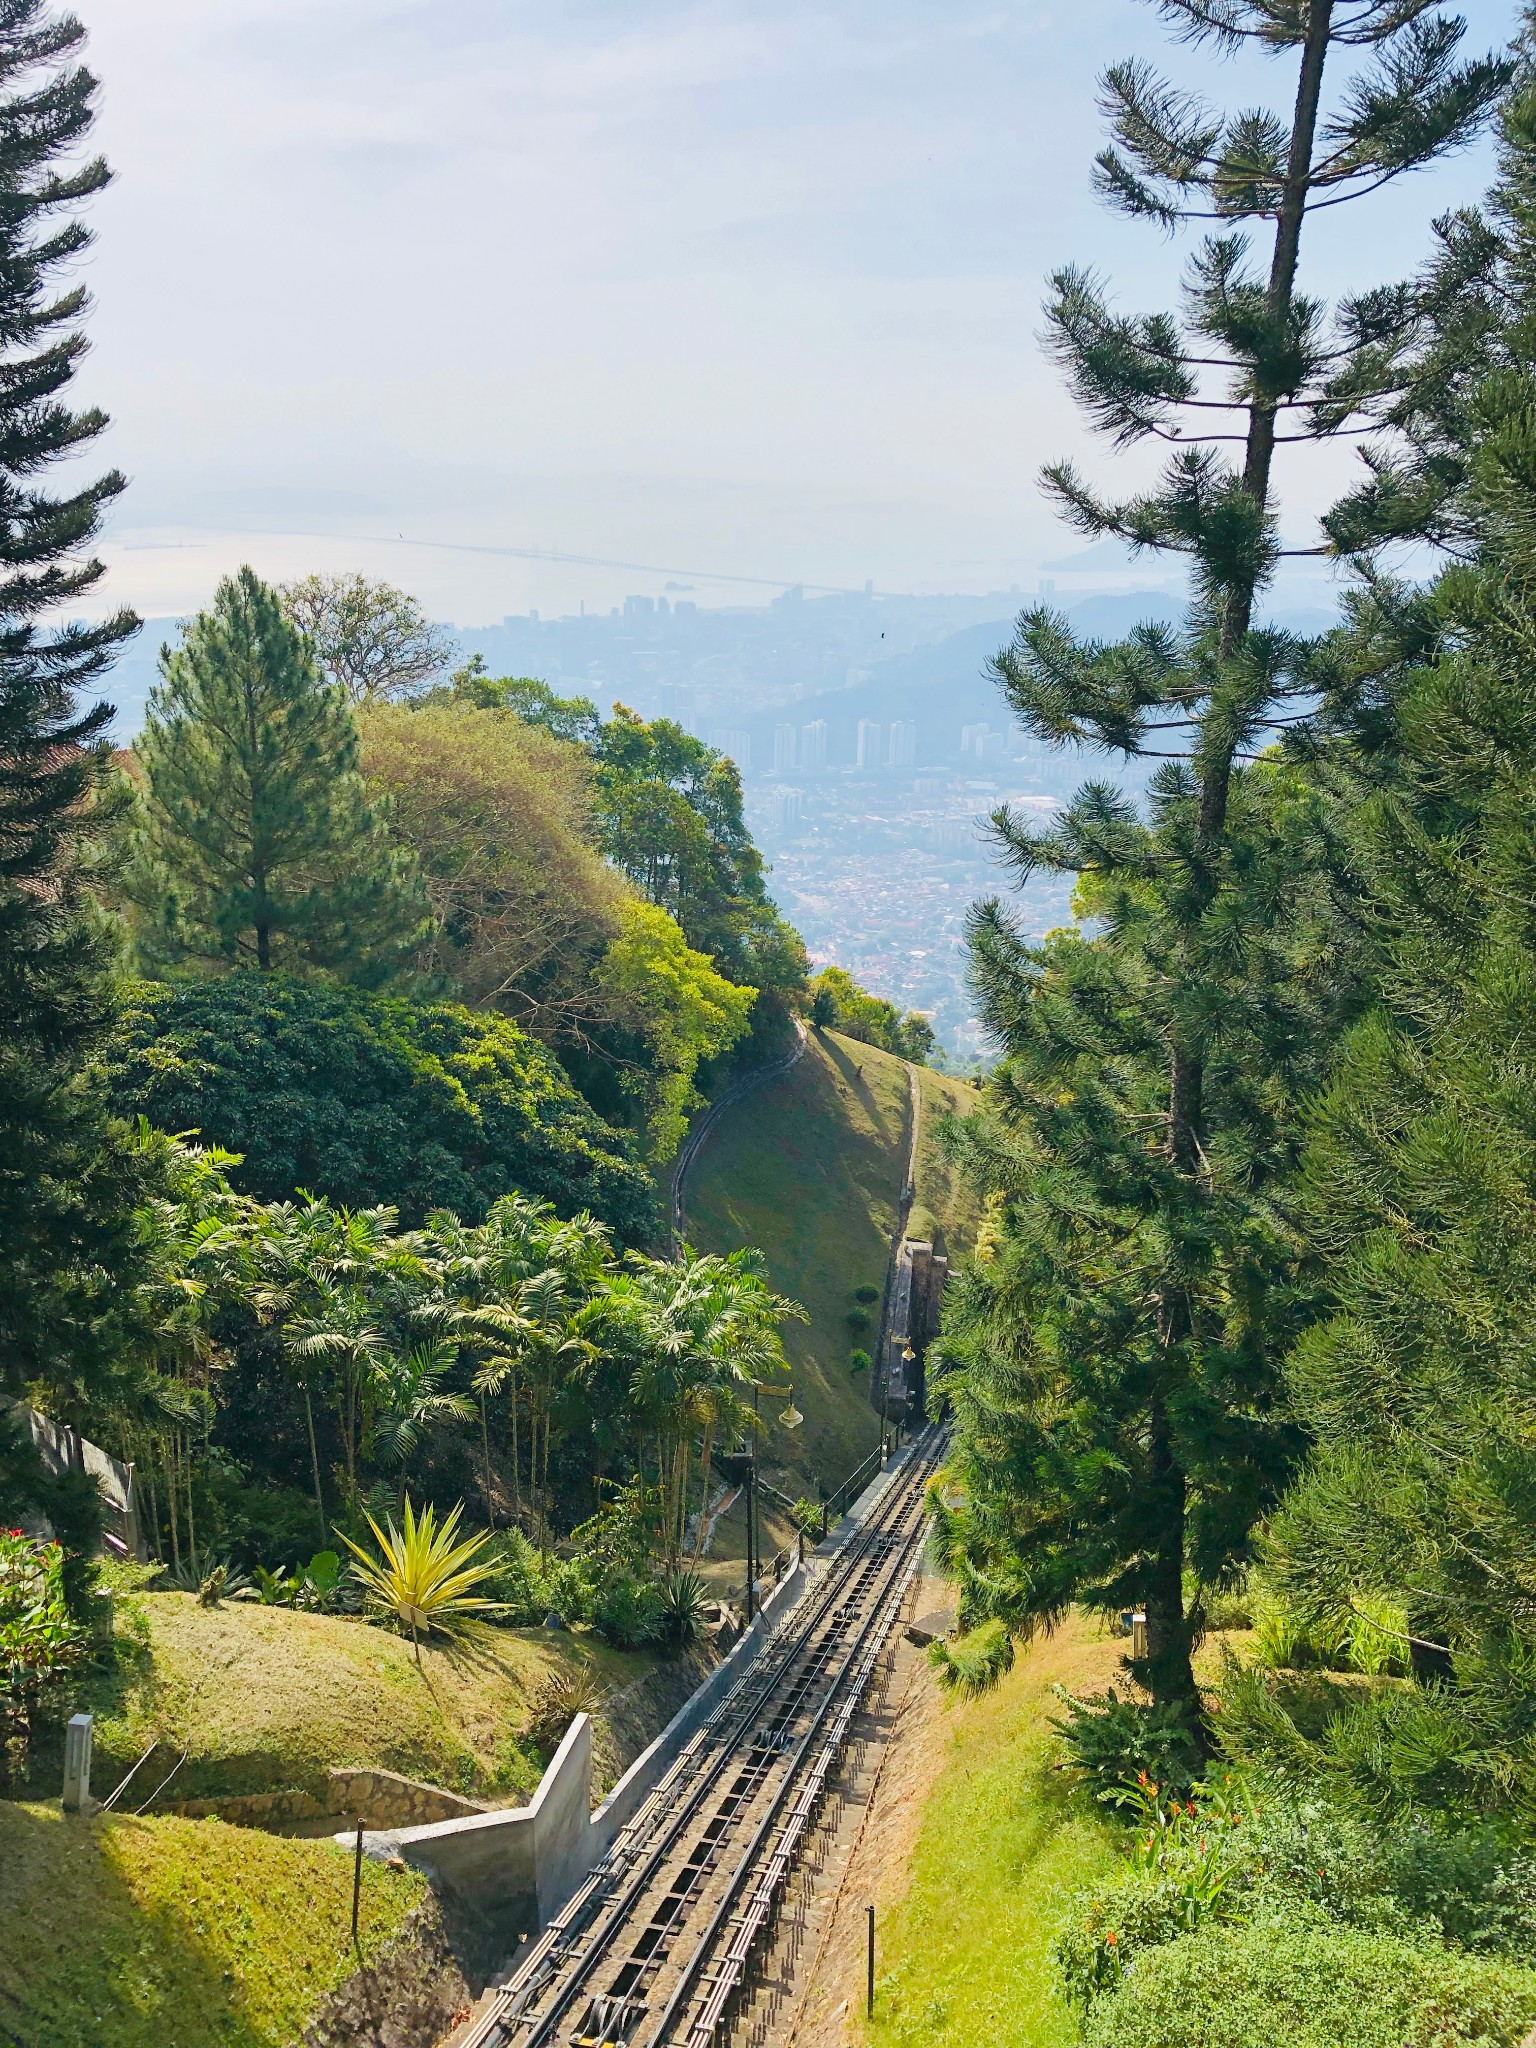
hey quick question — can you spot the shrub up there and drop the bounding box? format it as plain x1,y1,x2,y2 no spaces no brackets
845,1306,872,1334
1080,1898,1536,2048
105,975,654,1241
1050,1687,1204,1807
341,1496,504,1660
592,1572,662,1650
848,1349,871,1374
524,1666,610,1751
0,1532,84,1780
656,1570,711,1650
928,1618,1014,1697
853,1284,880,1305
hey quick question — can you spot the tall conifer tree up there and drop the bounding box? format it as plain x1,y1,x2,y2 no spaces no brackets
0,3,139,1380
939,0,1508,1718
127,567,429,983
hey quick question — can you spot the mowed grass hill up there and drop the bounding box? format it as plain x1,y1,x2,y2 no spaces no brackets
683,1028,981,1498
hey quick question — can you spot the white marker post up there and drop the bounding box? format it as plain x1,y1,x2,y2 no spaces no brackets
62,1712,93,1812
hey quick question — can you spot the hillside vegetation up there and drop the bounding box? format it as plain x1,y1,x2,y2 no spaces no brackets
684,1029,980,1497
0,1800,423,2048
59,1590,694,1810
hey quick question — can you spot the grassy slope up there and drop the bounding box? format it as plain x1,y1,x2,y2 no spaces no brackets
910,1065,984,1262
684,1030,909,1495
68,1590,667,1806
868,1615,1124,2048
0,1799,423,2048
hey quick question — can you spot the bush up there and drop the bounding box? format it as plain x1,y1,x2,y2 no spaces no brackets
592,1572,662,1649
1080,1898,1536,2048
853,1284,881,1305
928,1618,1015,1697
656,1570,711,1650
848,1349,871,1374
1050,1686,1204,1807
481,1529,595,1627
845,1306,872,1334
104,975,654,1241
524,1666,610,1752
0,1532,85,1780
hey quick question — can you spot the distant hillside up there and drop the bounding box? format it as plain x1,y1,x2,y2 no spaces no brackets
681,1029,981,1503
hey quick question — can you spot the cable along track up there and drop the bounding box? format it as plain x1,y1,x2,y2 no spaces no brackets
460,1427,943,2048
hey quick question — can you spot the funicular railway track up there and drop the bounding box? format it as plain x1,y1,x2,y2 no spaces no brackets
459,1425,944,2048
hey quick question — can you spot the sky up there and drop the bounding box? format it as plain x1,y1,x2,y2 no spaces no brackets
75,0,1518,627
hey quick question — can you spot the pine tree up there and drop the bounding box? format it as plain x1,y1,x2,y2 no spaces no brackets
941,0,1508,1720
0,3,140,1387
126,566,429,983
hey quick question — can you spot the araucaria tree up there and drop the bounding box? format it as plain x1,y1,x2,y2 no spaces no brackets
0,2,139,1380
936,0,1508,1723
126,566,429,981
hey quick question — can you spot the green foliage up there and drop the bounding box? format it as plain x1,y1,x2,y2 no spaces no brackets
848,1349,871,1374
927,1618,1015,1698
655,1569,711,1649
0,1,140,1426
845,1306,871,1333
593,899,755,1154
807,965,937,1065
278,571,455,704
103,972,653,1239
441,661,602,745
591,705,801,990
0,1531,84,1778
1079,1898,1536,2048
524,1665,610,1751
930,0,1509,1725
1049,1687,1204,1807
123,565,429,982
591,1571,662,1650
341,1495,504,1659
356,696,629,1026
853,1284,881,1305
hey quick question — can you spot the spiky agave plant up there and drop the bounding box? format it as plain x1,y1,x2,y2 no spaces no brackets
341,1496,504,1662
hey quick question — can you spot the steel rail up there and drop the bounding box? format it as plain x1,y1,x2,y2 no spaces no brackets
458,1430,938,2048
647,1467,932,2048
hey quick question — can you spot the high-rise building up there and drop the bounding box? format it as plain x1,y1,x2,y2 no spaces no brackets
960,721,989,756
887,719,916,768
773,724,796,773
773,787,803,831
975,729,1006,762
800,719,827,773
856,718,882,770
725,729,750,770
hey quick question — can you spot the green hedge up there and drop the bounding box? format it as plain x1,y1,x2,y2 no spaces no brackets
1083,1900,1536,2048
104,974,655,1241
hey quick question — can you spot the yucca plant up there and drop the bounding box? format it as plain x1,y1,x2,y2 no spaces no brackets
656,1570,711,1650
342,1496,504,1662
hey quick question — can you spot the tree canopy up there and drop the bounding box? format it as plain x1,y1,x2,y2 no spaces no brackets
123,567,429,984
101,974,655,1243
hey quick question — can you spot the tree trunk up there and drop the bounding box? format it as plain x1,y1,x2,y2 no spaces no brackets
690,1418,716,1559
1158,0,1337,1713
304,1385,327,1543
480,1393,496,1529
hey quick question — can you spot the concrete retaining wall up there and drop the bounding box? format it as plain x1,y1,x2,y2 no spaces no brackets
351,1439,919,1944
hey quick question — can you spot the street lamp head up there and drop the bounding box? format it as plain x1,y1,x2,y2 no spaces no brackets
781,1403,804,1431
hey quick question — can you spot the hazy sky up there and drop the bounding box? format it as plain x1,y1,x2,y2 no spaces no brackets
77,0,1514,625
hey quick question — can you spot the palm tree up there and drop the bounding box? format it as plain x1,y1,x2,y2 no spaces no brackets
367,1337,475,1503
609,1248,806,1565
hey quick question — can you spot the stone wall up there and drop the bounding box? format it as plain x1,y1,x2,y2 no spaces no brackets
168,1766,489,1833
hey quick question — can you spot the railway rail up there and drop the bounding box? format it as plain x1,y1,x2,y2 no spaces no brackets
458,1424,944,2048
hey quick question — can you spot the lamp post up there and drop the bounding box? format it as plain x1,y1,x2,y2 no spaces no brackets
745,1380,801,1622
